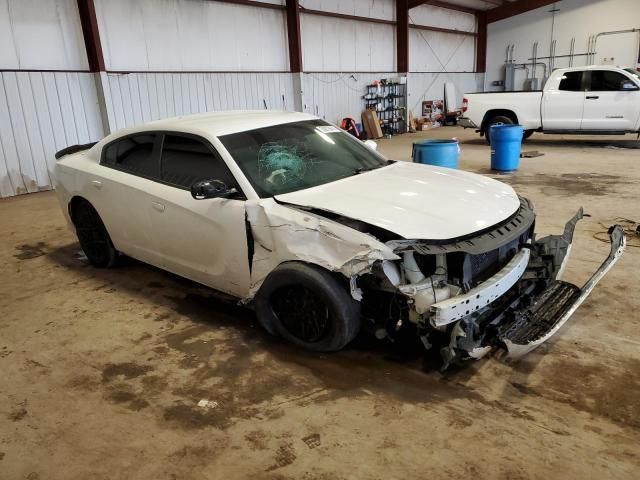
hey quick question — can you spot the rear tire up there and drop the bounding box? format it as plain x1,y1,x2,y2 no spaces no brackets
255,262,361,352
71,199,118,268
484,115,514,145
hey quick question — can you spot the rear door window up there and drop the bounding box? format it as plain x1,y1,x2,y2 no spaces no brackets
102,134,159,179
558,71,583,91
588,70,636,91
160,134,238,191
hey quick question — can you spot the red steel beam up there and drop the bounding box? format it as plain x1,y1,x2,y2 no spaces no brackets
487,0,558,23
475,11,487,72
300,7,394,25
76,0,105,72
410,23,476,37
397,0,409,73
285,0,303,73
212,0,285,10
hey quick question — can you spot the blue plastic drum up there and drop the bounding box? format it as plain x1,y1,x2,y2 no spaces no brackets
412,139,460,169
490,124,523,171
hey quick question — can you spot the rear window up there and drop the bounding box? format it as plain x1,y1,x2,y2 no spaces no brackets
558,71,582,91
102,134,158,179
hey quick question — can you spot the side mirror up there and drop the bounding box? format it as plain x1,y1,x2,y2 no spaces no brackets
191,179,237,200
621,81,638,91
363,139,378,151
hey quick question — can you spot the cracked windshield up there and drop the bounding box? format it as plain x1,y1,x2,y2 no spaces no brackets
218,120,390,197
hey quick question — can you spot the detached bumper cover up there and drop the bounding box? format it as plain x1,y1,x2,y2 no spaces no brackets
499,224,626,359
425,209,626,368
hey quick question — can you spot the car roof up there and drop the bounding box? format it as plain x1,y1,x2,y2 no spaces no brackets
555,65,632,73
114,110,319,139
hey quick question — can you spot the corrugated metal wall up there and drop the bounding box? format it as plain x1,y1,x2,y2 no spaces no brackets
101,72,295,131
0,0,104,198
408,72,484,117
300,0,396,73
0,71,105,197
409,4,476,72
94,0,289,72
0,0,486,198
303,72,397,124
0,0,88,70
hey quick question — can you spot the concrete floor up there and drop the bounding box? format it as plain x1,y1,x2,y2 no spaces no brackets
1,127,639,479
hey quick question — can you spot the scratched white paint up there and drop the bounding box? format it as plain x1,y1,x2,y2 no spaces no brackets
0,72,105,197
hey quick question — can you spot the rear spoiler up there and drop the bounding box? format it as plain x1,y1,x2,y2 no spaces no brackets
55,142,97,160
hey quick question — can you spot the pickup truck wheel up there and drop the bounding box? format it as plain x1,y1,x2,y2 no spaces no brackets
484,115,514,145
255,262,361,352
71,200,119,268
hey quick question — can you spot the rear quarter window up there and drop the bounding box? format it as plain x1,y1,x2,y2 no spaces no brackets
102,134,159,179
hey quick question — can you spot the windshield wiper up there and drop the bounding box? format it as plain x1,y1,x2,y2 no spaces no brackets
353,159,395,175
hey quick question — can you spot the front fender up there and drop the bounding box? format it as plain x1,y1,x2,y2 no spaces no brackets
244,199,399,301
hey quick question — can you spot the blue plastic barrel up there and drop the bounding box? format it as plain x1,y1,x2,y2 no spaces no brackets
412,139,460,169
490,124,523,171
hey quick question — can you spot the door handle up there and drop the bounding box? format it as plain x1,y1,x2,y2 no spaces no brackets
151,202,165,213
586,95,600,99
91,180,102,189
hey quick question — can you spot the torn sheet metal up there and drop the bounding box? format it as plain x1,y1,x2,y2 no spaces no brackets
500,225,626,359
244,199,399,300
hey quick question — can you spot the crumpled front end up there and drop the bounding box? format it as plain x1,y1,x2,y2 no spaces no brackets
359,199,625,369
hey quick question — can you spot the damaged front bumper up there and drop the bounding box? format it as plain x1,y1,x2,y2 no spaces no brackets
499,224,625,359
388,209,626,368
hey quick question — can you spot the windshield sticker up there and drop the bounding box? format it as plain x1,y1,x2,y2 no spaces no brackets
316,125,341,134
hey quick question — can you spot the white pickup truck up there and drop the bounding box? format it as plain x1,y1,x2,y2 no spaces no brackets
459,66,640,143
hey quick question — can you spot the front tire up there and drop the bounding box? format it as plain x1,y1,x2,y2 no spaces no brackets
484,115,514,145
71,199,118,268
255,262,361,352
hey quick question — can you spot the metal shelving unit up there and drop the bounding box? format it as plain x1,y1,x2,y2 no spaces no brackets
363,81,406,136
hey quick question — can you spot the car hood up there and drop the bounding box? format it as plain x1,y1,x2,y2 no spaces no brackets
275,161,521,240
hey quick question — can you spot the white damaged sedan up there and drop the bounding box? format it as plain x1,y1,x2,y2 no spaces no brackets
54,111,625,368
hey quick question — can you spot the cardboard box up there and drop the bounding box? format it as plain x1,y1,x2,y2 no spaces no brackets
417,121,432,131
361,109,383,139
